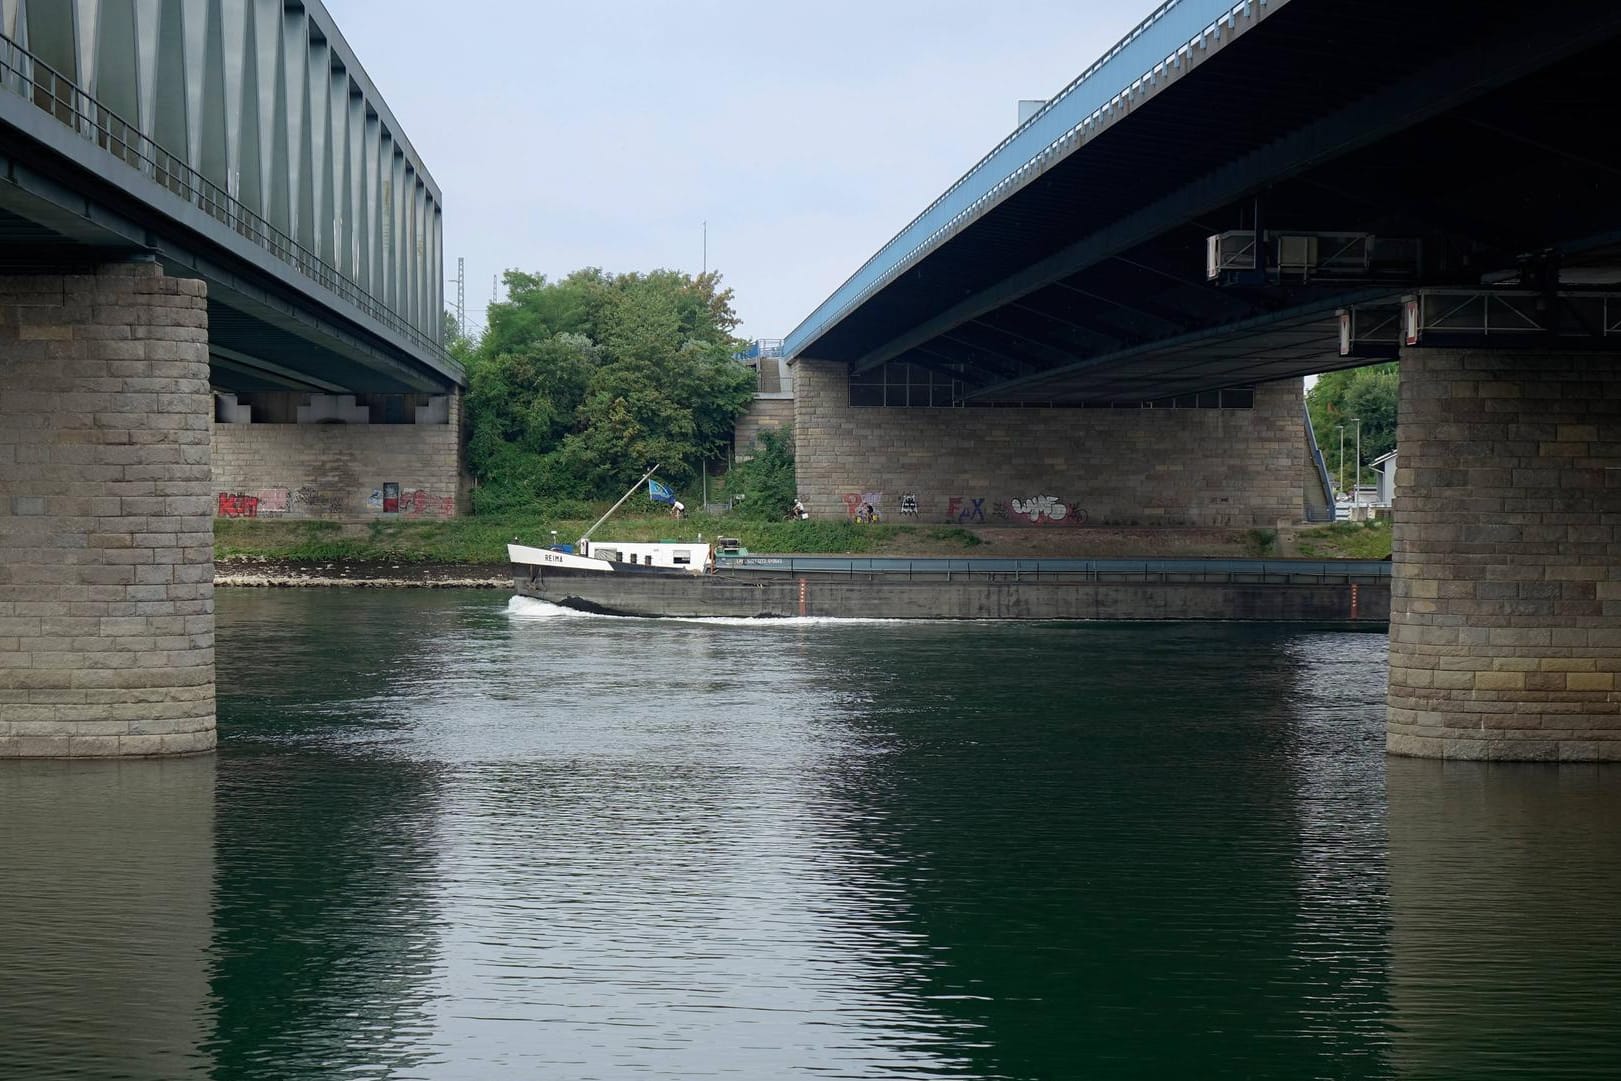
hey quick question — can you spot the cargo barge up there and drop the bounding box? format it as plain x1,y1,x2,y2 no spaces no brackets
507,540,1391,622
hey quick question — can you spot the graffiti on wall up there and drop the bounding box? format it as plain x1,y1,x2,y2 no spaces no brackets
215,484,452,519
294,485,345,516
840,491,884,520
217,492,259,518
1009,495,1072,523
362,483,453,516
900,493,919,517
398,489,455,517
999,496,1087,526
938,494,1090,526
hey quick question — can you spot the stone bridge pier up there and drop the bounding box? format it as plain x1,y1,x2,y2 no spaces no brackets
0,262,215,757
1388,347,1621,760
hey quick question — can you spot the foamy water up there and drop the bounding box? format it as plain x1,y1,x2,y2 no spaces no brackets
504,593,936,626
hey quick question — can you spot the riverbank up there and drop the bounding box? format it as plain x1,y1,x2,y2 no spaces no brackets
216,515,1390,559
212,517,1391,586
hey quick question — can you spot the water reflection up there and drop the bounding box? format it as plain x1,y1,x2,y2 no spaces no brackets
0,756,216,1080
795,623,1398,1080
1386,758,1621,1079
8,592,1621,1080
209,591,453,1080
417,600,992,1076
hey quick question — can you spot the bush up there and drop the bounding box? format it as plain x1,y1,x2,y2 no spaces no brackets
1246,528,1279,557
727,428,797,519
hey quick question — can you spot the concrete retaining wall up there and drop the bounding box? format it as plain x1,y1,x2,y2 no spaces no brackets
792,359,1304,526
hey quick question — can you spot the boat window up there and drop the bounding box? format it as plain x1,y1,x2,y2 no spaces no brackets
673,554,691,565
596,548,619,562
644,555,653,565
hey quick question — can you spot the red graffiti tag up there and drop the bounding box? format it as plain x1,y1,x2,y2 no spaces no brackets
217,492,259,518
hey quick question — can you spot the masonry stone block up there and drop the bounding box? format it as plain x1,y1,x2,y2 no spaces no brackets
211,389,464,519
790,359,1304,525
0,264,215,756
1387,348,1621,761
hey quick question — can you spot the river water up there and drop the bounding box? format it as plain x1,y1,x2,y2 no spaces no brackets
2,589,1619,1080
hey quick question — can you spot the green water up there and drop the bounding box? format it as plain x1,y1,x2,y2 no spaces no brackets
2,590,1618,1080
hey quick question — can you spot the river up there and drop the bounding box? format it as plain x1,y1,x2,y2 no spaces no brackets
2,589,1618,1080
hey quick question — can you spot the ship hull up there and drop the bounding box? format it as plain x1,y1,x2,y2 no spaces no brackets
511,562,1391,622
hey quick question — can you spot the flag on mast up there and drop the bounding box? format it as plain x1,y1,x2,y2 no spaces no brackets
648,478,676,505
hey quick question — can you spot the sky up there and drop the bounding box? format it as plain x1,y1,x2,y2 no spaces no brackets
331,0,1149,343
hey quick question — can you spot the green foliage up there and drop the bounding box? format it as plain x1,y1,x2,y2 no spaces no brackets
215,511,993,565
1307,362,1398,493
727,428,798,519
1245,528,1279,557
922,526,984,547
1294,519,1392,560
464,268,754,511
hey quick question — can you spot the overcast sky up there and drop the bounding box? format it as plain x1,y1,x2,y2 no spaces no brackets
332,1,1147,342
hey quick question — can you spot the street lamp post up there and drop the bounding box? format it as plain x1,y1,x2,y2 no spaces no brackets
1336,424,1345,501
1352,418,1362,512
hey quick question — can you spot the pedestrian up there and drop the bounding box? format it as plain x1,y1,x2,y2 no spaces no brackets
671,499,685,520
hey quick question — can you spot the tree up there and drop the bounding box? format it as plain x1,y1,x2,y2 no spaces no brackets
463,268,754,513
1307,362,1398,492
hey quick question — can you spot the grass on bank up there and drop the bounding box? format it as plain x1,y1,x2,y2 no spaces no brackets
214,511,985,565
1293,519,1392,560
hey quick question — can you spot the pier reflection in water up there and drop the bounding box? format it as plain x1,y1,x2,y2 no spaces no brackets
0,756,216,1080
2,590,1618,1079
1386,758,1621,1078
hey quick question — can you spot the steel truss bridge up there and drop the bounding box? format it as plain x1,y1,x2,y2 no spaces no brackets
0,0,457,395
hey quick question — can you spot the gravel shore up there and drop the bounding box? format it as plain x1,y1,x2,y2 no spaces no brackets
215,558,509,588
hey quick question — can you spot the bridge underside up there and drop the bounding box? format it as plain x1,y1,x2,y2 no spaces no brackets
796,0,1621,404
0,175,452,396
786,0,1621,761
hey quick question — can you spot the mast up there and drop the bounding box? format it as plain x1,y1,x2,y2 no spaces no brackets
579,464,660,547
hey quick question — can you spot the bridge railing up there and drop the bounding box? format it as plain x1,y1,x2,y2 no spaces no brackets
0,35,458,376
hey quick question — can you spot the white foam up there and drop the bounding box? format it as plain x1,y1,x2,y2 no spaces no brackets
505,595,592,620
504,593,954,627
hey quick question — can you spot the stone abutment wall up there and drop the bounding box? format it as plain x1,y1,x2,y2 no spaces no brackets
211,390,463,519
792,359,1303,526
734,398,793,461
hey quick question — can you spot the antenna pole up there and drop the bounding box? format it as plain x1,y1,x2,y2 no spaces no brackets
580,464,660,545
454,256,465,334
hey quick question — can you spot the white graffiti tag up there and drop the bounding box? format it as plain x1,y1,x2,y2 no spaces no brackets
1010,495,1069,523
